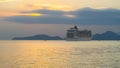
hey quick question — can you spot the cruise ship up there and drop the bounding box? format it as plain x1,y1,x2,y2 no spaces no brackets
66,25,92,41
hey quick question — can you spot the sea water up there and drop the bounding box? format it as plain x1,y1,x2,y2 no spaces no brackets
0,40,120,68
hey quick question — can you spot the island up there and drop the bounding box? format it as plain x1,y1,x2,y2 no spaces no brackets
12,34,63,40
92,31,120,40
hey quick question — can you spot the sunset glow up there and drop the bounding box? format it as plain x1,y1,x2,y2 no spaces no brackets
0,0,120,39
0,0,120,17
26,13,42,17
0,0,14,2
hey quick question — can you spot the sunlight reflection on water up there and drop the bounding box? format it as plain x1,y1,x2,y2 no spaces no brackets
0,40,120,68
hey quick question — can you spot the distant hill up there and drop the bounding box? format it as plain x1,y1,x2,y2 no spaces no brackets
92,31,120,40
12,31,120,40
12,34,63,40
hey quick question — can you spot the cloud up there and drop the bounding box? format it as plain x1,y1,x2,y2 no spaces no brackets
21,9,66,16
0,0,14,2
4,8,120,25
27,4,72,11
69,8,120,25
5,9,73,24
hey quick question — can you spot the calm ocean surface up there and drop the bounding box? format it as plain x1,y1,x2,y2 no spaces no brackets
0,40,120,68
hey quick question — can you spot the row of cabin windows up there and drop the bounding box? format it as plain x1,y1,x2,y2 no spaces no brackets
67,32,92,38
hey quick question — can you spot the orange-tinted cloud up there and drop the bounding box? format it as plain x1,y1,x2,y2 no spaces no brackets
0,11,21,17
28,4,72,11
0,0,14,2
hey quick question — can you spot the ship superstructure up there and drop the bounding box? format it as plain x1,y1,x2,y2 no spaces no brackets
66,25,92,41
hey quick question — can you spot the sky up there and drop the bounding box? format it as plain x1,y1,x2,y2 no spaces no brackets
0,0,120,39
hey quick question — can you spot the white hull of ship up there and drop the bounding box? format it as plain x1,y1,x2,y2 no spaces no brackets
66,37,91,41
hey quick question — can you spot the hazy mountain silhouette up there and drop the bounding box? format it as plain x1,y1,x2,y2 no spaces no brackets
12,31,120,40
92,31,120,40
12,34,63,40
